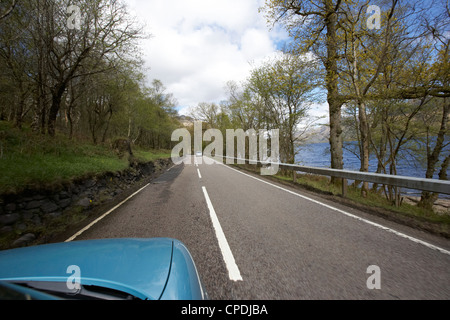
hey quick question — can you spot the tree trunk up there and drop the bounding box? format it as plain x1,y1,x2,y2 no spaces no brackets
351,39,370,197
325,0,343,182
47,84,66,137
372,109,388,192
14,92,25,129
101,107,113,144
418,101,449,209
358,100,370,197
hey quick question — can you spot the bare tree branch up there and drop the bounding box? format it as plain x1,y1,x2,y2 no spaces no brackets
0,0,17,21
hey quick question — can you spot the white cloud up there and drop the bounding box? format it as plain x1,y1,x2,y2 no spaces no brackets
241,28,274,59
124,0,288,112
309,102,329,123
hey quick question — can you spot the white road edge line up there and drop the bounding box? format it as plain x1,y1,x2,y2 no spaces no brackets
202,186,243,281
197,168,202,179
209,158,450,256
65,183,151,242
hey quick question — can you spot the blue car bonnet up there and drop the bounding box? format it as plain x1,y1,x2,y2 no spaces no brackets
0,238,204,300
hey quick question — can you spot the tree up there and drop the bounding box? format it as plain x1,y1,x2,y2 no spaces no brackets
29,0,144,136
262,0,347,179
0,0,180,153
225,80,261,131
190,102,221,128
1,0,145,136
336,0,400,196
262,0,450,188
246,53,318,164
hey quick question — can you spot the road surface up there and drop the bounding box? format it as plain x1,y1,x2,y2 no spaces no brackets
66,156,450,299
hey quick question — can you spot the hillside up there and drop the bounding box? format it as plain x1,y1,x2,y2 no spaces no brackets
297,125,330,144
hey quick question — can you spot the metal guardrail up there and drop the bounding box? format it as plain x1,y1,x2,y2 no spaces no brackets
220,156,450,196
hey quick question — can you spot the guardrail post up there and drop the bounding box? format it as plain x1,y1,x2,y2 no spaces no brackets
342,178,348,197
293,171,297,183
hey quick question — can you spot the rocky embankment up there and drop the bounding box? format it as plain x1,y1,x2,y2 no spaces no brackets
402,196,450,215
0,158,173,248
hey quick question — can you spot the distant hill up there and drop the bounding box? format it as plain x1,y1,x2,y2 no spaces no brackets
175,115,194,128
296,125,330,144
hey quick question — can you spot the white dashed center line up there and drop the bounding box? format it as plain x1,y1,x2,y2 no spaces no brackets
202,186,243,282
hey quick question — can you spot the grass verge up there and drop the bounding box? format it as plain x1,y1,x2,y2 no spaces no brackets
0,121,171,194
233,163,450,237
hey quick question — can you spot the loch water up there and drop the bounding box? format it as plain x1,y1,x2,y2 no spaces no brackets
295,142,449,199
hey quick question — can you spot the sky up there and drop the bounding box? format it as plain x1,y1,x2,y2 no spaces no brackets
123,0,329,120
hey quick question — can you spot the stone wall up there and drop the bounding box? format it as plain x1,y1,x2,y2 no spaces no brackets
0,158,173,248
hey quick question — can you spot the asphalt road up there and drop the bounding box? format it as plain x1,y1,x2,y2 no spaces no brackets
68,156,450,299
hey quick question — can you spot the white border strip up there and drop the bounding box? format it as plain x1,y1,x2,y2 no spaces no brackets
214,160,450,256
202,186,243,281
65,183,151,242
